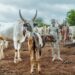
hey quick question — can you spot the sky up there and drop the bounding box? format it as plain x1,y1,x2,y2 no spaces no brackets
0,0,75,24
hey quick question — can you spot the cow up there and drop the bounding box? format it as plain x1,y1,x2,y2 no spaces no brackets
19,10,43,74
0,36,8,60
0,15,27,63
58,25,74,46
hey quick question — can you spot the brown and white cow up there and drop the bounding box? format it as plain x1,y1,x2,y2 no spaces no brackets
19,10,43,74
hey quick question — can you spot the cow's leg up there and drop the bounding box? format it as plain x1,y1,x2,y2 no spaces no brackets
14,41,21,63
30,50,35,73
28,37,35,73
14,49,18,63
1,45,4,59
36,50,41,73
0,40,4,60
30,48,36,73
0,45,2,60
17,43,22,61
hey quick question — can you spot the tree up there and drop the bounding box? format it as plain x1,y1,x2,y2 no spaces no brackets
66,9,75,26
35,17,44,27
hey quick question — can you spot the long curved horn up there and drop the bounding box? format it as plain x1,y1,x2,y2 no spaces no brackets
19,10,27,22
32,10,37,22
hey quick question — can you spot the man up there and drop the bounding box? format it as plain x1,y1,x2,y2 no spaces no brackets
49,19,62,61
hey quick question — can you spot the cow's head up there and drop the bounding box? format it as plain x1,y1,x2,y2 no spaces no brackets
19,10,37,33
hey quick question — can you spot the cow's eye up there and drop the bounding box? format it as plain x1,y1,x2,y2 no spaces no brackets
23,24,26,27
34,23,38,27
27,23,30,26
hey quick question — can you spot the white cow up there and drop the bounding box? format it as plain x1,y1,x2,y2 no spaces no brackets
0,19,26,63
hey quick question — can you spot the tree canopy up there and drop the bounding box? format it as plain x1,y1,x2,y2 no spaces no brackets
35,17,44,27
66,9,75,26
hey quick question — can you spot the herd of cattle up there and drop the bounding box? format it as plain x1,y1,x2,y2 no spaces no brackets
0,10,74,74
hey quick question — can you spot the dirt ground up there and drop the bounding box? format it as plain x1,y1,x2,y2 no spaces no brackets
0,41,75,75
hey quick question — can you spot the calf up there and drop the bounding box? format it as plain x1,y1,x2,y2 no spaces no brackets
0,36,8,60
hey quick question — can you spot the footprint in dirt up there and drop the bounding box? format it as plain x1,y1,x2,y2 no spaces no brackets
62,60,73,64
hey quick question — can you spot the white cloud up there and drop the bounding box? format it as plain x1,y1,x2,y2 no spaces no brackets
0,0,75,24
53,4,75,12
0,3,17,13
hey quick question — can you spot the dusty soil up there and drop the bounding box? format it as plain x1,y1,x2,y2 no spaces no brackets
0,41,75,75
